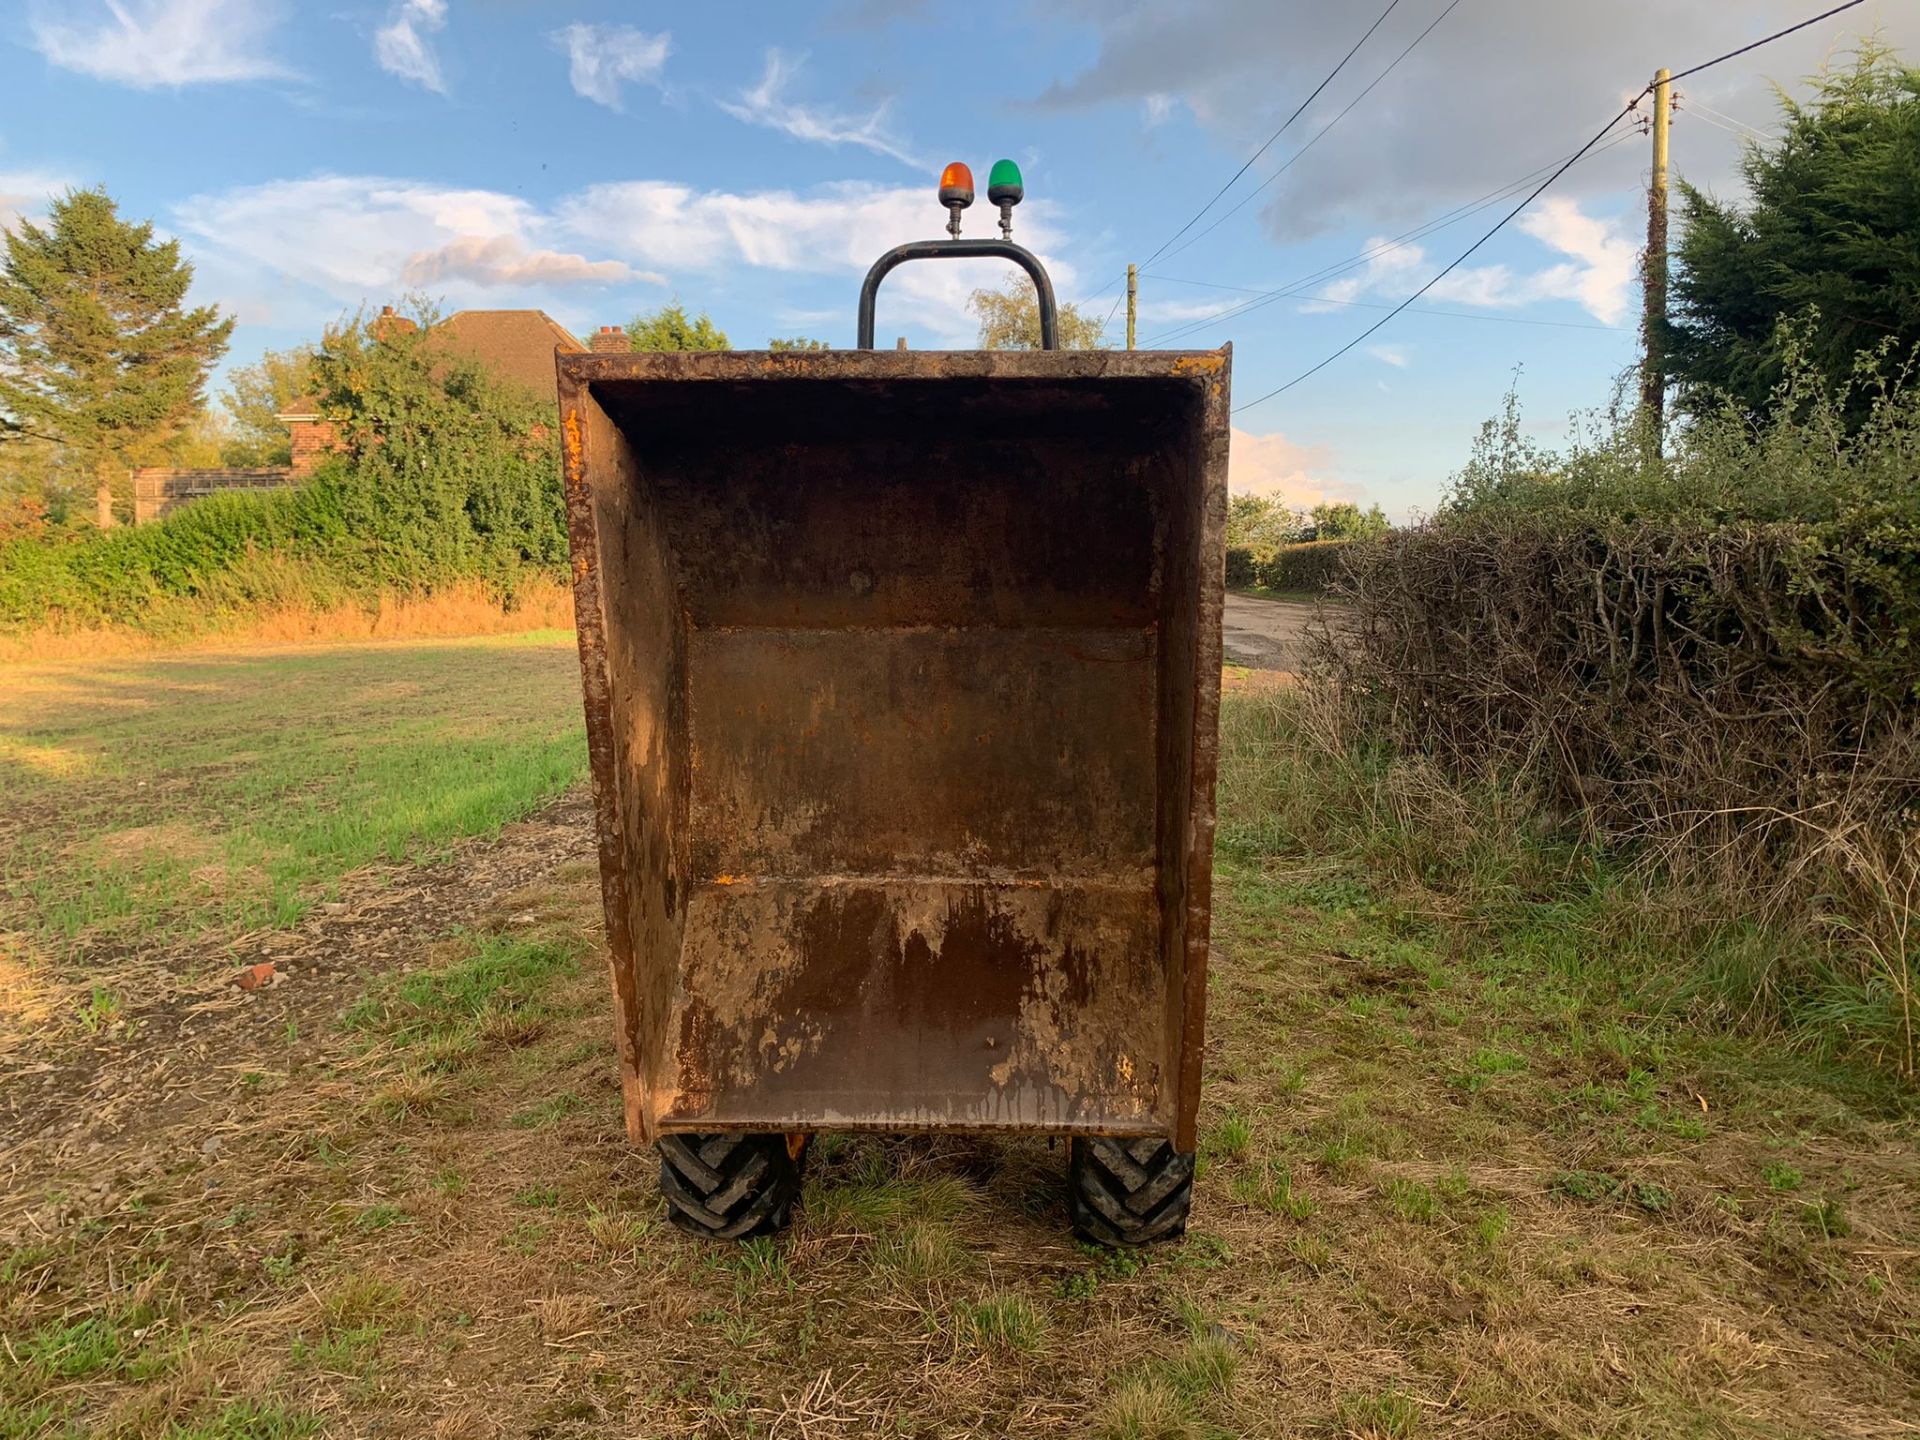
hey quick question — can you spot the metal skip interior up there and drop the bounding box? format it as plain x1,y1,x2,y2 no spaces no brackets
559,349,1229,1151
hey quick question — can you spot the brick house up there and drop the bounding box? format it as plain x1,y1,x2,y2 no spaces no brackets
131,306,601,523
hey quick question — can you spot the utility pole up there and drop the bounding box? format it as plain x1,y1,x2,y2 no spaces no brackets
1640,66,1671,446
1126,264,1137,351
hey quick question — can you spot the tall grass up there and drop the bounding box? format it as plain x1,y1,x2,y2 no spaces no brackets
1218,682,1915,1082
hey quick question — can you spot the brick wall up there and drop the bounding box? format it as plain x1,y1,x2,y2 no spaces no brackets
288,417,343,478
131,468,297,525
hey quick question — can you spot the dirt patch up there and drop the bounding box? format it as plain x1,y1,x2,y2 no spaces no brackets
0,789,596,1183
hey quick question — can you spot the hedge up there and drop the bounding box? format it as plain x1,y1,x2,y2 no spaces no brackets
1255,540,1352,595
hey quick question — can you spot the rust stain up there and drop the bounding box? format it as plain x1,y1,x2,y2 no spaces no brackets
554,347,1229,1143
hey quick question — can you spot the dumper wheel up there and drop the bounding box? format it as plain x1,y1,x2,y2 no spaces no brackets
1070,1137,1194,1247
657,1133,805,1240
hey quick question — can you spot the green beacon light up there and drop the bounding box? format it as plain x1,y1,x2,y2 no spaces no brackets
987,159,1024,240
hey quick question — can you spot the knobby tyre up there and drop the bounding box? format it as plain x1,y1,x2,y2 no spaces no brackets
657,1133,805,1239
1069,1136,1194,1246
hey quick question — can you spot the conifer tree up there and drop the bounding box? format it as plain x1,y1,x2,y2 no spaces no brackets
0,187,232,522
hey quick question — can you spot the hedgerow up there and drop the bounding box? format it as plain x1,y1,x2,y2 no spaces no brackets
1320,351,1920,1075
0,307,566,633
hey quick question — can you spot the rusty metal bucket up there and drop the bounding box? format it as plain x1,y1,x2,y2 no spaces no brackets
557,344,1229,1228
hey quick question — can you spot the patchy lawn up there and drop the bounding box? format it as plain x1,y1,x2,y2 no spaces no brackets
1,656,1915,1438
0,634,586,1035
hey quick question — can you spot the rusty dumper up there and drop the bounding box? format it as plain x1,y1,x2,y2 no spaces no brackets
557,164,1229,1244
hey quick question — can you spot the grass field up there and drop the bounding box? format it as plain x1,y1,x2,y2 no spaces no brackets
2,644,1916,1438
0,634,586,1033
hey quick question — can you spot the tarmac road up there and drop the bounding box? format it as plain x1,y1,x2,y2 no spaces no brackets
1220,592,1327,673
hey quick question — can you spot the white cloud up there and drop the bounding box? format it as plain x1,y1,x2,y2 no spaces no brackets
28,0,291,88
173,172,1074,344
1142,92,1178,127
375,0,449,94
0,170,74,233
1302,198,1634,324
173,175,645,314
1228,427,1347,508
554,23,671,111
401,235,654,288
1367,343,1409,368
719,50,922,168
1513,197,1639,325
561,178,1075,341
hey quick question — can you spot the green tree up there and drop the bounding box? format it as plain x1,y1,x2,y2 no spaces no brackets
1666,45,1920,425
627,302,731,351
969,279,1109,350
304,301,565,580
1227,493,1302,549
0,187,233,522
1311,501,1389,540
219,345,316,466
768,336,831,351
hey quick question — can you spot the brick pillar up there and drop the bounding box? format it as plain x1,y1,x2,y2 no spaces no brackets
288,418,341,478
590,325,629,354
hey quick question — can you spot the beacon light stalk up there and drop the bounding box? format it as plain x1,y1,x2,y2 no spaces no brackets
987,159,1023,240
938,161,974,237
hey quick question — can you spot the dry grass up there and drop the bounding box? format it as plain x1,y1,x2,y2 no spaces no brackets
3,674,1917,1437
0,576,576,664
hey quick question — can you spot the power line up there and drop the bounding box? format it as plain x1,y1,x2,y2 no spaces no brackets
1233,108,1637,411
1669,0,1866,84
1145,276,1628,331
1137,0,1407,272
1139,128,1641,346
1232,0,1871,414
1157,0,1467,268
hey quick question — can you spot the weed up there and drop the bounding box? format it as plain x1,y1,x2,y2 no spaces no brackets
1801,1196,1850,1239
77,986,122,1034
870,1220,967,1287
1475,1206,1511,1249
514,1184,562,1209
1232,1159,1316,1220
1382,1177,1440,1223
1203,1110,1253,1162
355,1203,407,1231
430,1167,468,1196
1764,1161,1805,1192
508,1091,585,1128
584,1204,654,1256
1092,1375,1200,1440
1338,1387,1421,1438
19,1315,122,1379
958,1292,1047,1354
1549,1171,1671,1214
162,1401,319,1439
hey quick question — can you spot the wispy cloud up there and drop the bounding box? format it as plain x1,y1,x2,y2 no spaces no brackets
401,235,654,288
173,175,647,313
375,0,449,94
1367,343,1409,368
0,167,75,233
719,50,921,168
1303,198,1636,325
28,0,291,88
176,170,1077,345
553,23,671,111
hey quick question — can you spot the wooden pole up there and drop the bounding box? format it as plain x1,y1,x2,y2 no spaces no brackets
1126,264,1137,351
1640,67,1671,446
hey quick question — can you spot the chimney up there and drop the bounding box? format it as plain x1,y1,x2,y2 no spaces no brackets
371,304,419,341
590,324,629,354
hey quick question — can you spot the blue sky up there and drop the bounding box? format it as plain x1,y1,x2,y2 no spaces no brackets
3,0,1912,517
